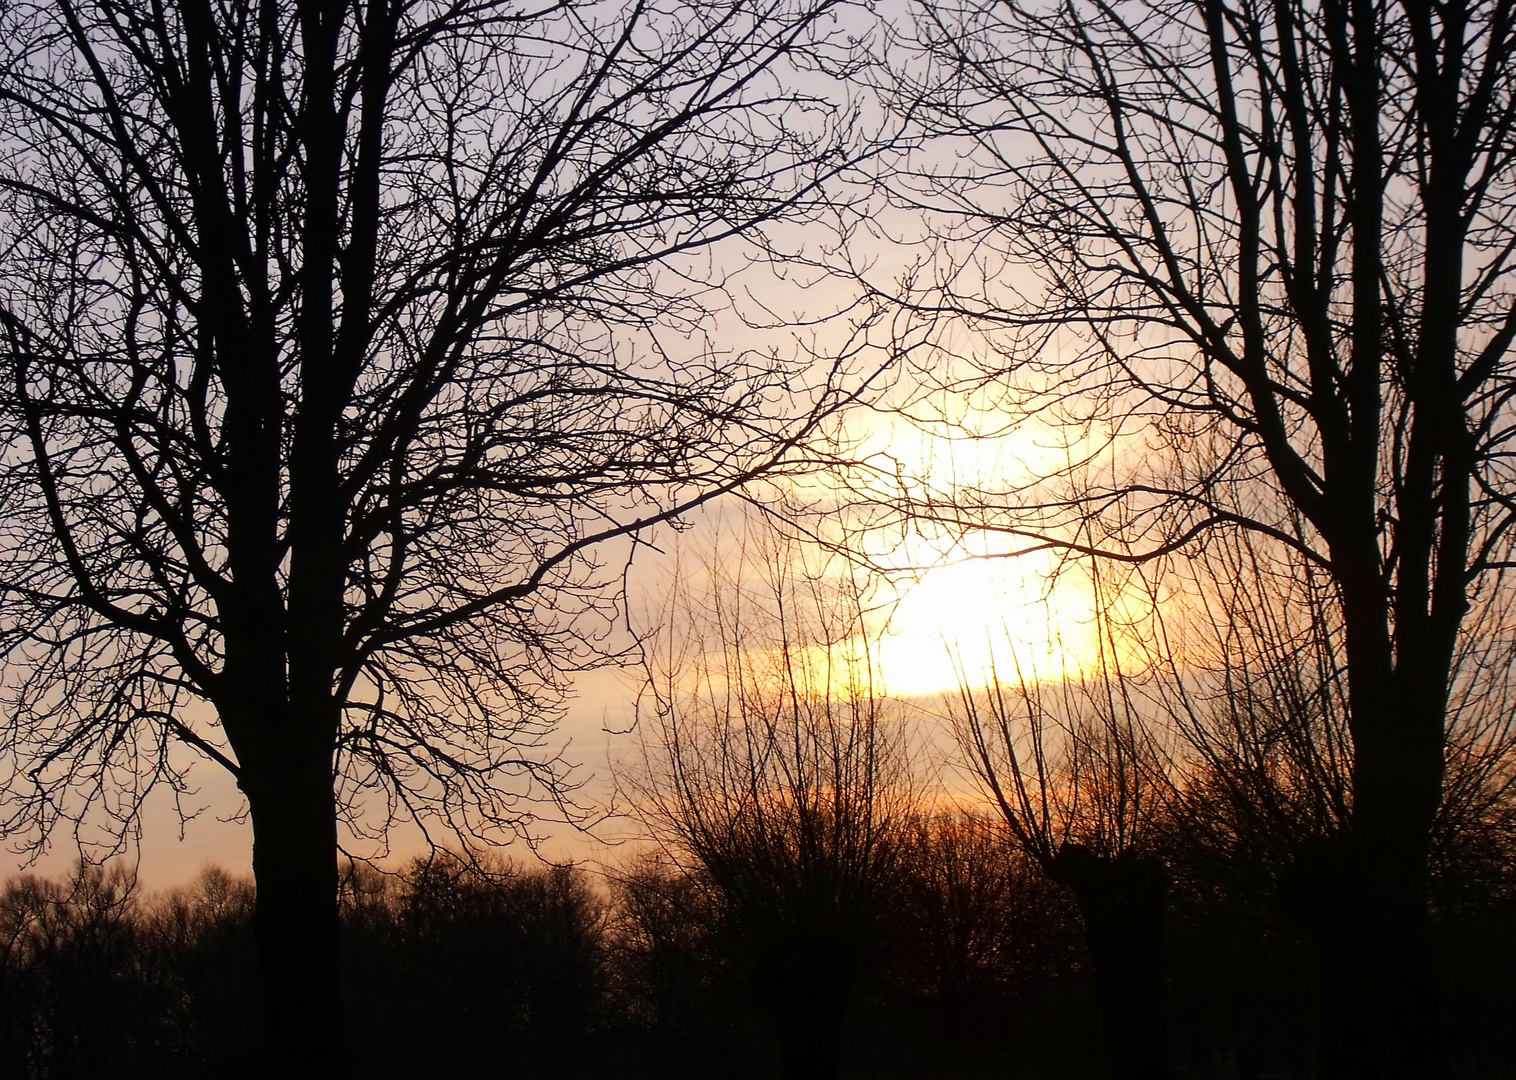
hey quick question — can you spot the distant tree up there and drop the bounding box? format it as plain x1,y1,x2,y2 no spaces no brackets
0,862,149,1077
628,516,911,1080
881,0,1516,1072
139,866,261,1074
338,853,609,1075
604,853,719,1039
885,812,1073,1010
0,0,880,1066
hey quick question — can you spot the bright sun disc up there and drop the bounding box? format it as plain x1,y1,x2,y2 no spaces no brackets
875,551,1098,698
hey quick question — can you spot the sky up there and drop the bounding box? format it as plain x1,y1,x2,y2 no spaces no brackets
1,509,1099,890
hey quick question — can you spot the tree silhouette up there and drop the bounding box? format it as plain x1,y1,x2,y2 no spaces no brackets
947,580,1173,1080
337,853,609,1076
881,0,1516,1072
1108,527,1516,1073
884,810,1077,1007
0,0,878,1065
628,515,910,1080
604,853,720,1043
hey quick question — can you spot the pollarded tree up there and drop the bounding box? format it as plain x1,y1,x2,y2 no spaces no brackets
1119,525,1516,1072
0,0,880,1066
628,515,911,1080
948,575,1174,1080
881,0,1516,1073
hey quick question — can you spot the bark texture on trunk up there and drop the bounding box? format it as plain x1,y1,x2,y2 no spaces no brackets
1053,843,1169,1080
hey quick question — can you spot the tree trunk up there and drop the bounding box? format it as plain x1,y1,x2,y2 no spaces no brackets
1348,714,1443,1080
1349,827,1439,1080
245,753,347,1075
1053,844,1169,1080
1284,835,1366,1080
1353,836,1438,1080
1286,827,1439,1080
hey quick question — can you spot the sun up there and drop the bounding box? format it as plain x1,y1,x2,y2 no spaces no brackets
873,548,1100,699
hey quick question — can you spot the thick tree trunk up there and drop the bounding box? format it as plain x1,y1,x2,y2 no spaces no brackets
1346,828,1439,1080
1053,844,1169,1080
1324,534,1449,1080
1287,829,1439,1080
245,753,347,1075
1284,835,1367,1079
1348,696,1444,1080
1356,834,1439,1080
1330,587,1446,1080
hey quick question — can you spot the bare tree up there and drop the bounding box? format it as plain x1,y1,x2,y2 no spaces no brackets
0,0,881,1064
1122,527,1516,1072
337,851,611,1072
1142,533,1355,877
947,573,1173,1080
603,852,719,1040
0,861,144,1076
955,523,1516,1077
877,0,1516,1072
628,515,910,1080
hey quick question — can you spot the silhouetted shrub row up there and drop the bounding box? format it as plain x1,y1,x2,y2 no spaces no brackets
3,811,1513,1080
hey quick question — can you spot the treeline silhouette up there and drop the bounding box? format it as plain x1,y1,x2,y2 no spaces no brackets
4,805,1512,1080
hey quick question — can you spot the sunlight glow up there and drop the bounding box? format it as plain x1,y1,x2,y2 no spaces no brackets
875,549,1101,698
842,406,1112,699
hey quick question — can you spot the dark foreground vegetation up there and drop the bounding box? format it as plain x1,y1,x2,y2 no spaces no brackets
4,809,1512,1080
